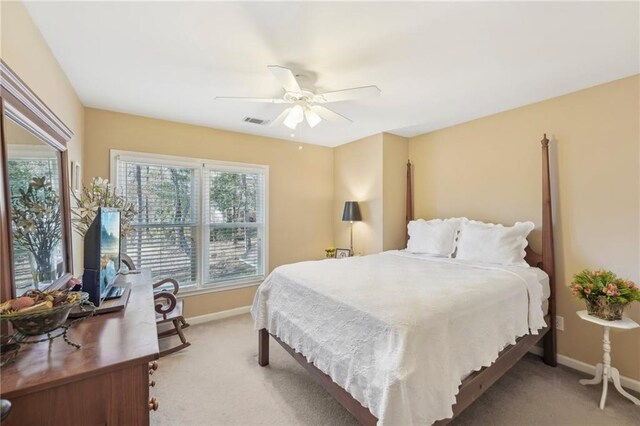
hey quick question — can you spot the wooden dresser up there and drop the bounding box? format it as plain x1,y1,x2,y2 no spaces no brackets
0,270,159,425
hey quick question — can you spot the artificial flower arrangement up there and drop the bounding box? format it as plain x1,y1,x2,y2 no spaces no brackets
71,177,136,237
325,247,336,258
11,176,61,286
570,269,640,320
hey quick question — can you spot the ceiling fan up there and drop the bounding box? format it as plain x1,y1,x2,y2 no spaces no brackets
215,65,381,130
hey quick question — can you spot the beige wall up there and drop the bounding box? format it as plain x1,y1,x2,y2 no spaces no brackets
5,0,637,379
409,75,640,380
1,1,85,274
333,134,383,255
382,133,409,251
333,133,410,255
84,108,334,317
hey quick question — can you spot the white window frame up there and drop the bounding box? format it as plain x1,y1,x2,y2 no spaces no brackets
110,149,269,295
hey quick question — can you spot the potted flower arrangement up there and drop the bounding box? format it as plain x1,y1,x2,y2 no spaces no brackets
570,269,640,320
11,176,61,288
325,247,336,258
71,177,136,238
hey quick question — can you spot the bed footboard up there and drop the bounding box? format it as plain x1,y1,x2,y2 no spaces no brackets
258,328,269,366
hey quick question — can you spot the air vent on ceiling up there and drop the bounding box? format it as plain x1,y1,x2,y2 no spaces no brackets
243,117,269,125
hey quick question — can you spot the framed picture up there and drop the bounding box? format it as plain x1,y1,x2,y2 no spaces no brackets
335,248,351,259
70,161,81,193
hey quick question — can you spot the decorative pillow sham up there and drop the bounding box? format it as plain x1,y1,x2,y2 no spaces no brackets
455,220,535,267
407,218,463,257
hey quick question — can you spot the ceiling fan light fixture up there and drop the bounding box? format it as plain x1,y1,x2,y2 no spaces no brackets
304,107,322,128
283,119,298,130
290,105,304,123
284,105,304,129
219,65,380,131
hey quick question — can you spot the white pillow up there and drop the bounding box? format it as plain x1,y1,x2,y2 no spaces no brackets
455,220,535,267
407,218,462,257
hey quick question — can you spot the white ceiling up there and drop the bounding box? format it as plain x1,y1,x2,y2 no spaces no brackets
24,1,639,147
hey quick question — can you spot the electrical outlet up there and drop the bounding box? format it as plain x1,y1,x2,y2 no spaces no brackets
556,315,564,331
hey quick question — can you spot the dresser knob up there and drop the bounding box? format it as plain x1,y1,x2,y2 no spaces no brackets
149,397,159,411
149,361,158,371
149,380,156,387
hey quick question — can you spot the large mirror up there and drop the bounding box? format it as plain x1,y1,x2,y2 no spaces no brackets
6,118,66,295
0,60,74,301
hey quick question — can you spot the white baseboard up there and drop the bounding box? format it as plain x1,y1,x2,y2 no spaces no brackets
187,305,252,326
528,347,640,393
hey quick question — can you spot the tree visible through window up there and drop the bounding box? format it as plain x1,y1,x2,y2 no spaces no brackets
208,170,264,282
115,153,266,291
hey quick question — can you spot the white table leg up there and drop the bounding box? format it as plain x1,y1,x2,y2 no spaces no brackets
610,367,640,406
599,326,611,409
580,362,604,385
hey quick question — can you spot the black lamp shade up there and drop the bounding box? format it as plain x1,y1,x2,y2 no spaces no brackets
342,201,362,222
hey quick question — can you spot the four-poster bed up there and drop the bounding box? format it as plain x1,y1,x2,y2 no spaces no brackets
256,135,557,425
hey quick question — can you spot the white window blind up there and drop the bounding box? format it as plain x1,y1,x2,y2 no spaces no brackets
117,159,200,286
205,169,265,284
114,152,267,292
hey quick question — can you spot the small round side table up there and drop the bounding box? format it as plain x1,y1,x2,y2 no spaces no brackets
576,310,640,409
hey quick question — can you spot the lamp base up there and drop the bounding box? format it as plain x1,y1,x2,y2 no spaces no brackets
349,221,354,254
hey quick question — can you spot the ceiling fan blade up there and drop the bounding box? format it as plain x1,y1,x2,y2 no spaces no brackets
267,65,302,93
304,108,322,128
270,108,292,127
311,105,352,124
313,85,381,103
215,96,288,103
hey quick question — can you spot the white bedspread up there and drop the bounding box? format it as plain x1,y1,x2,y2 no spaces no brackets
251,251,547,425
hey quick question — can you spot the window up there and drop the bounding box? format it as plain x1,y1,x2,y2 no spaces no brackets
205,169,265,283
113,151,267,292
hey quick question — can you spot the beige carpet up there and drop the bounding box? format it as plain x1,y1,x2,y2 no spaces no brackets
151,314,640,426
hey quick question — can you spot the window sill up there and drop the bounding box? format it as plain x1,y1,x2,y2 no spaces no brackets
177,278,263,298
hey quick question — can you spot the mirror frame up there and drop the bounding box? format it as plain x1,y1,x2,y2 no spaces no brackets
0,60,74,301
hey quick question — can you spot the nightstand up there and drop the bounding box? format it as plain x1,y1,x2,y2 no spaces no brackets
576,310,640,409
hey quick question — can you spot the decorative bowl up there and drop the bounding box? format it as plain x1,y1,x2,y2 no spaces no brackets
0,292,89,335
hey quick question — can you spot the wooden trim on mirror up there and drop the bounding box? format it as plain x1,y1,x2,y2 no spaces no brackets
0,61,75,300
0,99,13,304
0,61,73,149
60,149,74,279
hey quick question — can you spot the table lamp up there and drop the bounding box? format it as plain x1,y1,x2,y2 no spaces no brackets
342,201,362,254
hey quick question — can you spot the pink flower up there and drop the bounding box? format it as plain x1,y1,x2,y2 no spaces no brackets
606,284,620,297
593,270,602,276
628,281,635,289
584,288,591,295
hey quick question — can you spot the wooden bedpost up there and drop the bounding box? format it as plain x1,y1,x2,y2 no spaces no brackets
258,328,269,366
405,160,413,244
541,134,557,367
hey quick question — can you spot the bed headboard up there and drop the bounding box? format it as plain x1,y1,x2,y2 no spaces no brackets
404,135,553,270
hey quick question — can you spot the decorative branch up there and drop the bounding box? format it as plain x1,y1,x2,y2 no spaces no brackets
11,176,62,270
71,177,137,238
